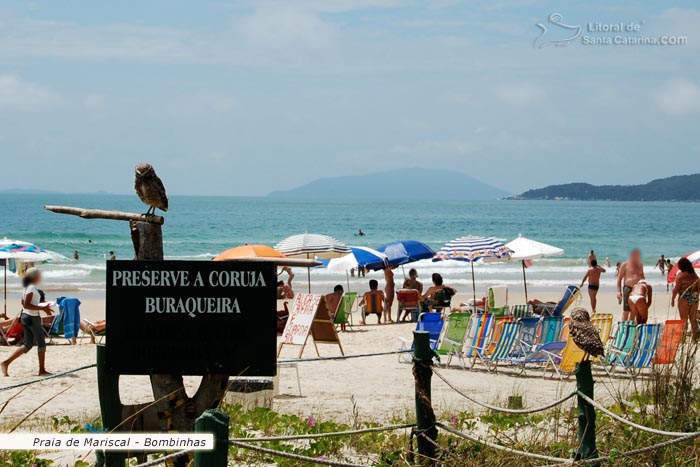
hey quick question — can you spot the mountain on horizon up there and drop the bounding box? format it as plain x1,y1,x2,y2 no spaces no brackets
514,174,700,201
268,168,510,200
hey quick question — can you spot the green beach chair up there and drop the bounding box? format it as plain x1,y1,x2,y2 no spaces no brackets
334,292,356,331
536,316,564,346
606,321,637,366
487,285,509,317
436,312,471,366
606,323,662,375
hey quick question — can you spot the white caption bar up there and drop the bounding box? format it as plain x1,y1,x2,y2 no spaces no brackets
0,434,214,451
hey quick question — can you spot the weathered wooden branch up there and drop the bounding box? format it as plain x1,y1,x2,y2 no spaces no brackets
44,205,165,225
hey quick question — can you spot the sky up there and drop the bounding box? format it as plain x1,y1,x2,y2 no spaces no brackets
0,0,698,196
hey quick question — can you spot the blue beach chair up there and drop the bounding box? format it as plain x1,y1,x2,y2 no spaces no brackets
397,313,444,362
607,323,663,375
539,285,580,317
509,304,533,320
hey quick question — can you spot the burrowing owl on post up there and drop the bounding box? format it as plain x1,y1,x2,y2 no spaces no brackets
569,308,605,361
134,163,169,216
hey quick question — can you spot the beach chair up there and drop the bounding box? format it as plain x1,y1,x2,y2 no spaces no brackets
536,316,564,346
458,313,495,369
511,341,567,376
607,323,663,375
334,293,356,331
487,316,515,354
538,285,580,317
397,313,444,363
555,314,613,375
606,321,637,366
486,286,509,317
342,291,358,325
653,320,685,365
397,289,422,322
361,290,384,322
513,317,540,357
81,319,106,344
559,317,571,341
509,304,533,320
436,312,471,366
431,289,453,314
469,320,521,372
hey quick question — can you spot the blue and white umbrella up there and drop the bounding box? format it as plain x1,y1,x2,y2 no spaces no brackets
275,233,351,292
434,235,512,300
350,246,388,271
378,240,435,267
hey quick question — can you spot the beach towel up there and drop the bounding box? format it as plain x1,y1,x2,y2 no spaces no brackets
52,297,81,339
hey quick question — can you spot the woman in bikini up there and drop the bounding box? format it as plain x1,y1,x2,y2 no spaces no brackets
671,257,700,341
627,279,652,324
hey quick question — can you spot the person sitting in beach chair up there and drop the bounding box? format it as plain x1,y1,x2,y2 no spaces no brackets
80,319,106,344
397,289,422,322
359,279,384,325
325,284,344,318
422,273,456,313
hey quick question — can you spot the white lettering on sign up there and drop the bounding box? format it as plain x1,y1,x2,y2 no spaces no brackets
144,297,241,318
280,294,321,345
111,270,266,288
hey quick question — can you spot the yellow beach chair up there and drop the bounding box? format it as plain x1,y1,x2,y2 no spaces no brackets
549,313,613,377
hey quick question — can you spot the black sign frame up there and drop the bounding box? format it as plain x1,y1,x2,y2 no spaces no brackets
106,260,276,376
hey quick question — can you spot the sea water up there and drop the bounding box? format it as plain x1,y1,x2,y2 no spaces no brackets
0,193,695,294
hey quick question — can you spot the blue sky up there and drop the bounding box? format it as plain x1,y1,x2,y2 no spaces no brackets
0,1,698,195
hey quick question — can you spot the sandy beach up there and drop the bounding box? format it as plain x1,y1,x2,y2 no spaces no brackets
0,290,681,427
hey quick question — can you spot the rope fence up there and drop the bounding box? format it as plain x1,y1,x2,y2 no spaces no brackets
0,363,96,392
279,349,410,363
433,367,577,414
231,441,371,467
228,423,415,443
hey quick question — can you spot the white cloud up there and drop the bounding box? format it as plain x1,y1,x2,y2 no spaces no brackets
653,78,700,115
493,82,544,106
0,75,64,111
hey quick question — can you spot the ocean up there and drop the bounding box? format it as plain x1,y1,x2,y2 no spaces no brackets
0,194,695,295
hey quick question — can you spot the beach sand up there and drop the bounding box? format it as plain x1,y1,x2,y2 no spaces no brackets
0,290,680,428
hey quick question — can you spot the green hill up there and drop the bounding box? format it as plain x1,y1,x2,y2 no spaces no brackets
514,174,700,201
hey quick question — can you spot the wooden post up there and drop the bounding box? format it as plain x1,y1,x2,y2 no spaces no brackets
96,344,125,467
194,409,229,467
574,361,598,460
413,330,437,465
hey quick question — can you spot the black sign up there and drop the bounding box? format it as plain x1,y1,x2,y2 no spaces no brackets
106,260,276,376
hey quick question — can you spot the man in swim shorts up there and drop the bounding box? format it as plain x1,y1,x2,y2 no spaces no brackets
617,248,645,321
580,259,606,313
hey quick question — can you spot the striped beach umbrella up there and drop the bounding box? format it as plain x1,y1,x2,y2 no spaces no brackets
434,236,512,300
350,246,388,271
275,233,351,292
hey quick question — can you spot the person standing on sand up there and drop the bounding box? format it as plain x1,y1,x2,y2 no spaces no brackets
580,259,606,313
655,255,666,275
1,268,53,377
384,266,396,323
671,257,700,341
587,250,597,267
617,248,645,321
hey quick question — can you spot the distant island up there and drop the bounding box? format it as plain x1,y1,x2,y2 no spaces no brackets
513,174,700,202
268,168,510,200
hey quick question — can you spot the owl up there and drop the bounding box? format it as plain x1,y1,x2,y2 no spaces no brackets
569,308,605,360
134,163,169,216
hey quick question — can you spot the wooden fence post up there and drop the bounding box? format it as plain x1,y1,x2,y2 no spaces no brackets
194,409,229,467
96,344,125,467
574,361,598,460
413,330,437,465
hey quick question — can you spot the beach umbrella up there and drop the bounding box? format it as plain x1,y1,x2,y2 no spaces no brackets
349,246,388,271
667,250,700,284
320,253,360,291
213,244,285,261
275,234,351,292
378,240,435,267
434,236,512,300
0,238,69,315
505,234,564,302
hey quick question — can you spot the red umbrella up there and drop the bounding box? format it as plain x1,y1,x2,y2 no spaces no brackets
667,250,700,283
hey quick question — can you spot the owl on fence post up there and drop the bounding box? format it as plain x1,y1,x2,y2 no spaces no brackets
134,163,169,217
570,308,605,361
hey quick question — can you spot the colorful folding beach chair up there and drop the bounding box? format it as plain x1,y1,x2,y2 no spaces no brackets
536,316,564,346
459,313,495,369
653,320,685,365
509,304,533,320
538,285,580,317
397,313,444,363
607,323,663,375
513,317,540,357
606,321,637,366
479,321,521,372
436,312,471,366
486,286,509,317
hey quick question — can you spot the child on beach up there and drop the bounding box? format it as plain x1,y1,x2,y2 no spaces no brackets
1,268,54,377
359,279,384,325
580,259,606,313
